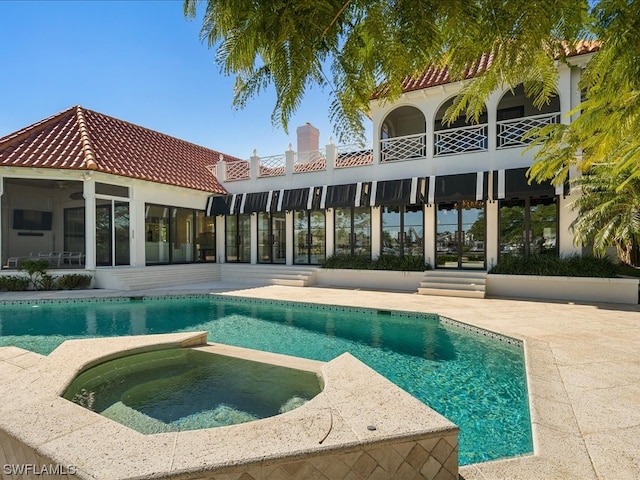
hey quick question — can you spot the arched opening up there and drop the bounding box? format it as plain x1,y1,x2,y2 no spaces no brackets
434,98,488,156
380,106,426,162
497,85,560,149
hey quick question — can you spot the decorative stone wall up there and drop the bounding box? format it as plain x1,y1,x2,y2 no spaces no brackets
201,435,458,480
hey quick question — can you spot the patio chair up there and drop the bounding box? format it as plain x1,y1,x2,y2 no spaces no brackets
64,252,83,266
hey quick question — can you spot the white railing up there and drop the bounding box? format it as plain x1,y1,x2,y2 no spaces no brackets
497,112,560,149
335,143,373,168
294,150,326,173
225,160,250,181
380,133,427,162
258,154,286,177
434,124,488,157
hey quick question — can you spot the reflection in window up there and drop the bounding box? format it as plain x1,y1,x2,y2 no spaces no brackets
499,198,558,258
334,207,371,258
381,205,423,257
226,214,251,263
294,210,325,265
145,204,214,265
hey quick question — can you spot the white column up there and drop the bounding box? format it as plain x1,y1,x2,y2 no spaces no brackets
485,200,499,269
325,208,335,258
0,176,4,269
130,189,145,267
83,180,96,269
371,207,381,259
215,215,225,263
424,204,436,267
250,213,258,264
285,211,294,265
559,189,580,256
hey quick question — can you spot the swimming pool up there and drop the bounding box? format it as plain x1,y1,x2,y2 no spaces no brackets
0,295,532,465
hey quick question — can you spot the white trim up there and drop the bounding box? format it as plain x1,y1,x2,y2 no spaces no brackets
277,189,284,212
410,177,418,204
498,170,506,200
230,194,237,215
476,172,484,201
307,186,314,210
266,190,273,212
428,176,436,204
320,185,328,209
369,181,377,207
355,182,362,207
239,193,247,214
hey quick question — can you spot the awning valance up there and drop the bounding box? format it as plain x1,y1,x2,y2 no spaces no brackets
279,187,310,211
206,195,231,216
428,172,488,203
373,177,426,206
242,191,270,214
325,182,372,208
493,168,559,200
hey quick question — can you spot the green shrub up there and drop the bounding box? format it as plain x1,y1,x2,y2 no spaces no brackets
56,274,92,290
0,275,30,291
322,254,430,271
18,259,51,290
489,254,618,278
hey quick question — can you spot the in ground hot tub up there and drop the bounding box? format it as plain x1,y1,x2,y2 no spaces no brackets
63,348,322,434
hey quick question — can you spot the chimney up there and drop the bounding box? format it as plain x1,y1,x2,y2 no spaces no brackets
296,123,319,153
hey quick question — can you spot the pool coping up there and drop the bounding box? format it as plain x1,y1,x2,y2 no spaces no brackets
0,331,459,480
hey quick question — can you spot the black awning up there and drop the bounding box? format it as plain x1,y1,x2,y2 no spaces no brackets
374,178,426,206
279,187,310,211
242,191,270,213
206,195,231,216
432,172,487,202
326,184,356,208
325,182,373,209
493,168,556,199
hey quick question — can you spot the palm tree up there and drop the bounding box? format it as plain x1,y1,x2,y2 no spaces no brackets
571,166,640,266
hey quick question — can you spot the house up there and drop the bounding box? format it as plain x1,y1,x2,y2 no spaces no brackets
0,106,239,274
210,42,599,274
0,42,599,292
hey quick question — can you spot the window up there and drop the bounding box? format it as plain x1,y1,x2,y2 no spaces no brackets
334,207,371,258
381,205,423,257
499,198,558,258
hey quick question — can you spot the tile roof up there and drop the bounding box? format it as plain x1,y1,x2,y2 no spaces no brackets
374,40,601,98
0,106,240,194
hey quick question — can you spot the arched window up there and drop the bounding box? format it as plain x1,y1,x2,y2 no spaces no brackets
380,106,426,162
434,98,488,156
497,85,560,149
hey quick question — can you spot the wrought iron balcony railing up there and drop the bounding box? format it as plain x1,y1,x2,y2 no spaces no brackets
497,112,560,149
434,124,488,157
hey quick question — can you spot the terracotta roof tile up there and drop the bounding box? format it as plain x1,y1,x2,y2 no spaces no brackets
373,41,601,98
0,106,239,194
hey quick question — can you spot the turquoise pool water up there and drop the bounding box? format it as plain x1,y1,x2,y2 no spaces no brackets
63,348,322,434
0,295,532,465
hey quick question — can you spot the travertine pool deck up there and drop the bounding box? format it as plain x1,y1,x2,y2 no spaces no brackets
1,283,639,479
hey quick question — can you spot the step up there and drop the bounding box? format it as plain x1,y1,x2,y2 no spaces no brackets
417,287,486,299
418,270,487,298
419,281,485,291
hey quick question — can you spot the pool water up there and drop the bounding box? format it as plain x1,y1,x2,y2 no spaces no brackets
63,348,322,434
0,296,532,465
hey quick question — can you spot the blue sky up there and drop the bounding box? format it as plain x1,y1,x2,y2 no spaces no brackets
0,0,365,159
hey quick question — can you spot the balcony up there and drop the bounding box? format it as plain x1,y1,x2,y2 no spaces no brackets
434,124,488,157
380,133,427,163
497,112,560,149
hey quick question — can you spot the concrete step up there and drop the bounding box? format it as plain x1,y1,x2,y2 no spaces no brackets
418,270,487,298
417,287,486,299
219,264,318,287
